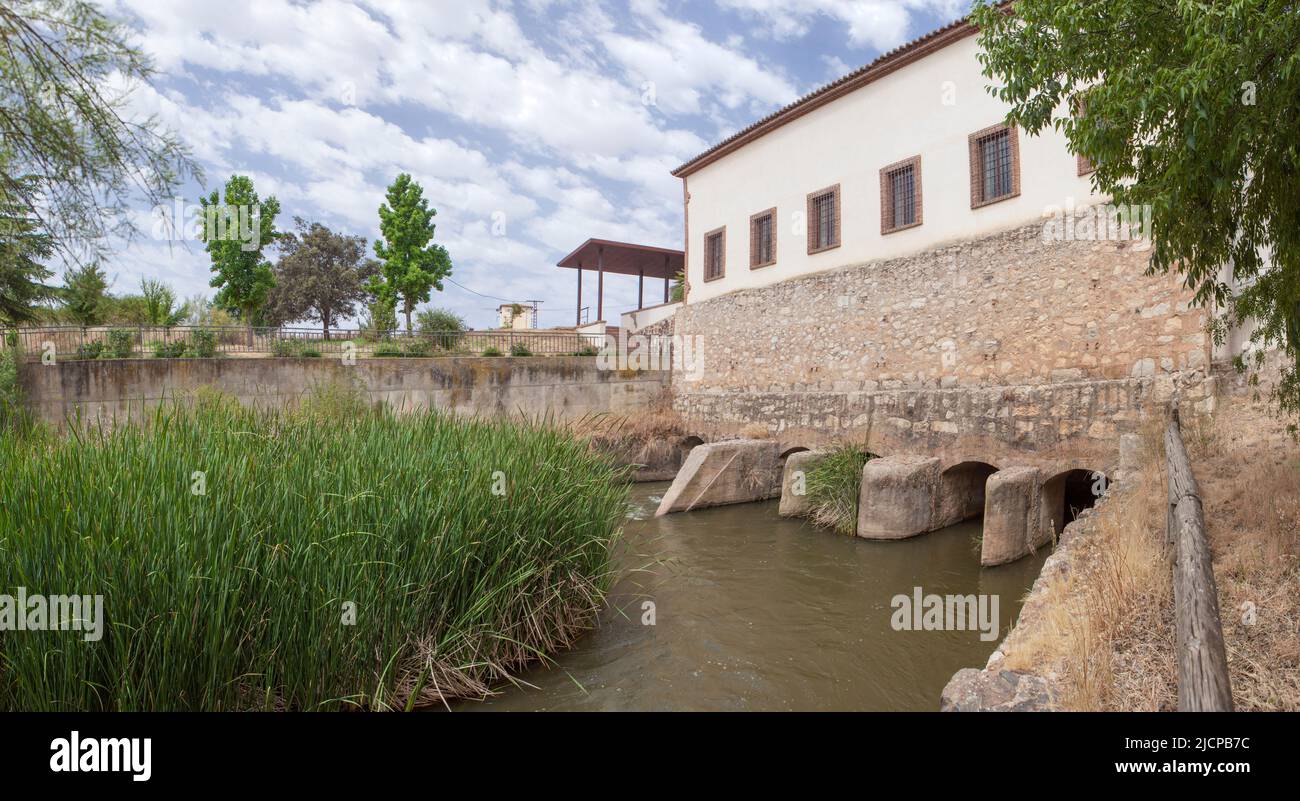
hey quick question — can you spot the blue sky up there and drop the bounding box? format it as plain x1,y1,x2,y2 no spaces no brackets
103,0,970,329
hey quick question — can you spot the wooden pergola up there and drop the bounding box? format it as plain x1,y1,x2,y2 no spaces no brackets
556,239,684,325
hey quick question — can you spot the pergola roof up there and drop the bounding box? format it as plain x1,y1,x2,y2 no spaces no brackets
556,238,683,279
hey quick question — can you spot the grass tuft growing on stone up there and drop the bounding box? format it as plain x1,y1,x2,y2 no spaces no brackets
0,391,630,711
805,444,875,536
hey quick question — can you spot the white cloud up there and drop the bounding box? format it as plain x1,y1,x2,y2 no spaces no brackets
93,0,810,327
719,0,967,51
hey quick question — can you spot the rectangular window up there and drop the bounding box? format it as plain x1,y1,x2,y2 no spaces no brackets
968,124,1020,208
703,226,725,281
1074,97,1096,176
880,156,922,234
806,184,841,254
749,208,776,268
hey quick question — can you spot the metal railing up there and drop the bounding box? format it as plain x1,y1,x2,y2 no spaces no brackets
0,325,609,361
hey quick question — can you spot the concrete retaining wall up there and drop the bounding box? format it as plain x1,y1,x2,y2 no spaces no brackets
19,357,669,426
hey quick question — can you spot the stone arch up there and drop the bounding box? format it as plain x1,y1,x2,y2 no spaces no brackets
779,445,809,461
678,435,705,461
937,460,1000,528
1040,468,1109,537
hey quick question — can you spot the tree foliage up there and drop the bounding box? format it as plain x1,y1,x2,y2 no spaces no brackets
972,0,1300,414
0,174,55,325
0,0,198,265
372,174,452,333
199,175,279,326
139,277,188,326
60,261,109,326
265,218,377,336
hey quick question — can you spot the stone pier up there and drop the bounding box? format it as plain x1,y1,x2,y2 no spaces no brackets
980,467,1050,566
856,456,940,539
655,439,781,516
777,450,826,518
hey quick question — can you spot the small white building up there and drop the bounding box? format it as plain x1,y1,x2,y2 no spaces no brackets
497,303,537,330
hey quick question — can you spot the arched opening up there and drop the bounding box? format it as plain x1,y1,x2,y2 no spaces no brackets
1040,468,1107,537
938,461,999,528
677,435,704,463
779,445,809,461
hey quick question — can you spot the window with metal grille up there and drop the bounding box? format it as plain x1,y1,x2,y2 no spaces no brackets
703,227,725,281
968,124,1019,208
806,184,840,254
749,208,776,268
880,156,922,234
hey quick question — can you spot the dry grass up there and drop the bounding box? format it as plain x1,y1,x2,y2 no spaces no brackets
1004,397,1299,711
575,388,690,468
1000,456,1170,710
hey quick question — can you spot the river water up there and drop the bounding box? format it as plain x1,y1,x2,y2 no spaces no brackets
459,481,1048,712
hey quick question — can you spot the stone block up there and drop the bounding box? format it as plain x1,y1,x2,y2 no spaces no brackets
655,439,782,516
856,455,940,540
981,466,1042,566
778,450,826,518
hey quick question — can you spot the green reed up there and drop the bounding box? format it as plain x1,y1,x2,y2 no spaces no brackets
805,444,876,536
0,392,629,710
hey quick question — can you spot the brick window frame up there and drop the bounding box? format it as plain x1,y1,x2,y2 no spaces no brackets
749,207,777,269
806,184,841,255
703,225,726,282
879,155,923,235
1073,98,1096,176
968,123,1020,209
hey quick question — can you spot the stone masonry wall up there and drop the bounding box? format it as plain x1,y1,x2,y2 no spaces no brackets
671,217,1214,467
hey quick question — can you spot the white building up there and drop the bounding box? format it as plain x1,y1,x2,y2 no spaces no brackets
673,19,1103,304
497,303,537,330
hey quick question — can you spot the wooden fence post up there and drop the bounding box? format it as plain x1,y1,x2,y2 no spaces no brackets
1165,404,1234,711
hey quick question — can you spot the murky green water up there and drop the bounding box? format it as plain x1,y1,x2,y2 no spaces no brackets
459,482,1048,712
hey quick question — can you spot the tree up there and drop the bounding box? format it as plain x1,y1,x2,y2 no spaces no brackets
972,0,1300,416
199,175,279,335
0,1,198,265
61,262,110,326
265,218,377,338
372,174,452,333
140,278,188,326
0,174,55,326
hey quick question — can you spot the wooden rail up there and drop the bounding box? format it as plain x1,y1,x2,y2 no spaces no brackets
1164,405,1233,711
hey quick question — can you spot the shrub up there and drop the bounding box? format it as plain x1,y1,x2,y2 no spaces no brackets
0,398,629,710
75,341,105,360
575,345,599,356
805,444,876,535
403,339,431,358
151,339,187,359
481,346,503,357
373,342,404,358
106,329,135,359
0,346,23,431
271,339,299,358
186,328,217,358
509,343,533,357
299,348,322,358
416,308,467,351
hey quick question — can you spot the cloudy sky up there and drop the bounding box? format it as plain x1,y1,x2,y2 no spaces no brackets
102,0,970,329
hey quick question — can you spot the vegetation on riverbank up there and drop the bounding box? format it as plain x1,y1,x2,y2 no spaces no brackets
805,445,875,535
1002,400,1299,711
0,389,630,711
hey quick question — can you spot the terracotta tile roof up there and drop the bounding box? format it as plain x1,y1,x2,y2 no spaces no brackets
671,14,980,178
